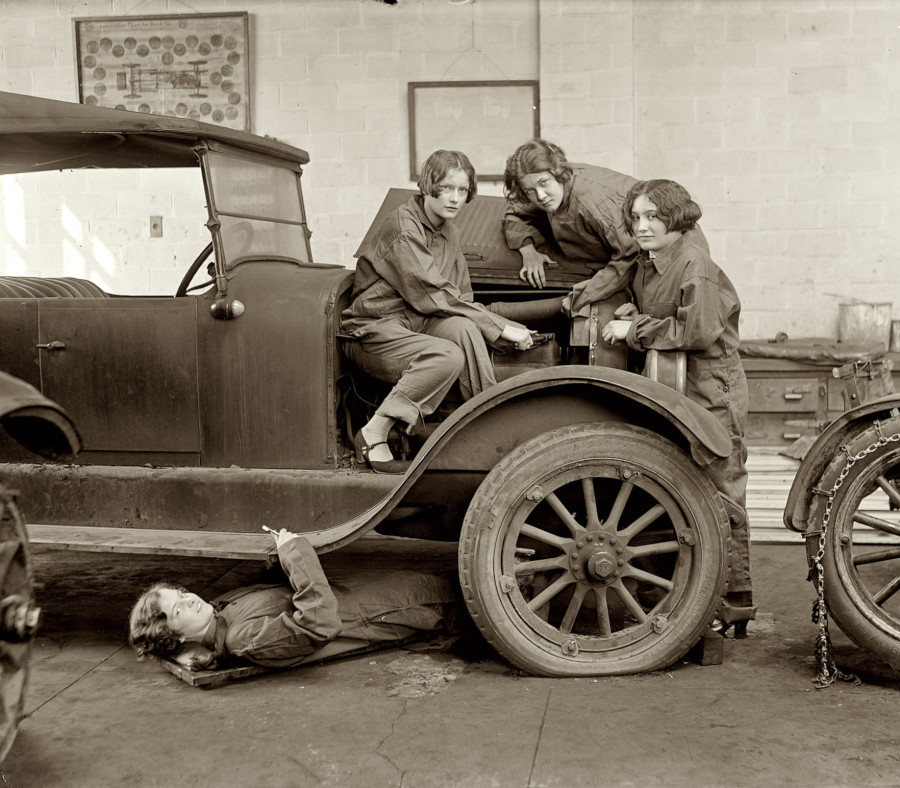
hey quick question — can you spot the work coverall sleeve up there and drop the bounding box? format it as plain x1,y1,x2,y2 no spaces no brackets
226,536,342,663
565,200,639,314
501,203,549,252
625,274,727,353
374,229,508,343
566,258,637,315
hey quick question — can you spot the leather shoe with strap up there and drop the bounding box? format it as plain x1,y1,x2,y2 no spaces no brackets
354,431,410,475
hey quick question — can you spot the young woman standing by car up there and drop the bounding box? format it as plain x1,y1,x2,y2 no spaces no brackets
600,179,754,635
341,150,533,473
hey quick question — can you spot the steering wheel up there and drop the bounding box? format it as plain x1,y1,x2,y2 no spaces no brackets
176,222,260,297
176,243,215,298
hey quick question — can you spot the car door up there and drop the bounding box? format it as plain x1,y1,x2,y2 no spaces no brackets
37,297,201,462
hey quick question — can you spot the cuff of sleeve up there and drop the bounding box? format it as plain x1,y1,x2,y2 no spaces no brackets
483,323,503,343
477,307,507,343
625,317,646,351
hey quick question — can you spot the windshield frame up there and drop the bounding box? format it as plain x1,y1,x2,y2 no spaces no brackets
197,140,313,277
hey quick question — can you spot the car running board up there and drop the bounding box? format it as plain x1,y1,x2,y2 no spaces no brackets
26,524,277,563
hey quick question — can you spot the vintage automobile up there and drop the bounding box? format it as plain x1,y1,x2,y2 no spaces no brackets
0,371,80,759
784,360,900,680
0,91,737,677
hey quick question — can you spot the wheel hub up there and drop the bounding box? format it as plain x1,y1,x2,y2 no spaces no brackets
588,553,616,579
569,532,626,584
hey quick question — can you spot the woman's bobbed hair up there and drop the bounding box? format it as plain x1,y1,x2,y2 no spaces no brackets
418,150,477,202
128,582,185,660
622,179,702,235
503,138,574,206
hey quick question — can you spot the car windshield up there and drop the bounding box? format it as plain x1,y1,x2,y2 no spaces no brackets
204,149,311,268
1,146,313,296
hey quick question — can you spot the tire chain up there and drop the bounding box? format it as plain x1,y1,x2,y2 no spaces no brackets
806,418,900,688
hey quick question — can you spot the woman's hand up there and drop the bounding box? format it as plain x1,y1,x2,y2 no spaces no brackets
601,320,632,344
500,324,537,351
271,528,299,548
560,280,590,317
518,245,553,289
614,302,638,319
173,643,216,670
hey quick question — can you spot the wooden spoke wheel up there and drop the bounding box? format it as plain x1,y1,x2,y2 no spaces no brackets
811,418,900,668
0,484,42,761
459,423,730,677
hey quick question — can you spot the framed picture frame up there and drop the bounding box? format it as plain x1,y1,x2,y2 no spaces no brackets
73,12,251,131
408,80,540,182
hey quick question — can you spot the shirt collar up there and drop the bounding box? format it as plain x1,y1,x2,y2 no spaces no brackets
642,232,687,274
411,194,446,237
557,171,575,214
199,610,228,657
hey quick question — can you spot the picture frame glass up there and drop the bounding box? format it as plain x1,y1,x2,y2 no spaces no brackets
74,12,251,131
409,81,540,182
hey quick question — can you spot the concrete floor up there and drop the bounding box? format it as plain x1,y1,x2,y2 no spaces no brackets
4,538,900,788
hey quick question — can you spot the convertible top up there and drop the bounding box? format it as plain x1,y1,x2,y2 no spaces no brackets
0,91,310,175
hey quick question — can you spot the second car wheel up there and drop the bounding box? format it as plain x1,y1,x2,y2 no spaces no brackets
809,417,900,669
459,423,731,677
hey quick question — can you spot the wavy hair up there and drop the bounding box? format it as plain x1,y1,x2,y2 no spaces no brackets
418,150,477,202
503,138,574,206
128,582,185,660
622,179,702,235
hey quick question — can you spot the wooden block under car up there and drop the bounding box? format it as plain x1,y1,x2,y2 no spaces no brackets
686,627,724,666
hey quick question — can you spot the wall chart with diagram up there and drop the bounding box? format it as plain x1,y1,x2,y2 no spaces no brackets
74,13,250,131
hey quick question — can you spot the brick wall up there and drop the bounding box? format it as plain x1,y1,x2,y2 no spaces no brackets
642,0,900,341
1,0,898,341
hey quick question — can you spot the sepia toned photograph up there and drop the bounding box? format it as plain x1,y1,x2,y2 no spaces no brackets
1,1,899,786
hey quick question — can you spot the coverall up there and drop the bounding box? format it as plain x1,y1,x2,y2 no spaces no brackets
342,194,512,432
623,229,753,606
200,535,459,669
502,164,640,367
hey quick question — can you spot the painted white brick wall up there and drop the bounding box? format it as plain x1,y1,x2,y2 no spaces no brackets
633,0,900,341
1,0,898,343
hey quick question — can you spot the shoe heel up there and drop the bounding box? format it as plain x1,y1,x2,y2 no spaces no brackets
353,431,367,464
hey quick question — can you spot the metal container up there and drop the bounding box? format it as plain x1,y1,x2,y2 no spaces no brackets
891,320,900,352
837,302,892,346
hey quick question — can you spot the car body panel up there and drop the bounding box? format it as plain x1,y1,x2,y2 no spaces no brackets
783,395,900,532
0,365,730,550
195,263,352,470
39,297,201,454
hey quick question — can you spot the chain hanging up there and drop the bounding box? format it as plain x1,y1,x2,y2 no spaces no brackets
805,424,900,688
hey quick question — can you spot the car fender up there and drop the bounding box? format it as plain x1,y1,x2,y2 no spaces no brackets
313,365,731,550
784,394,900,533
421,364,731,466
0,371,81,460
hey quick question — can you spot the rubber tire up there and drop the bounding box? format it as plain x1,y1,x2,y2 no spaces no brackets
812,417,900,668
459,423,731,677
0,489,36,761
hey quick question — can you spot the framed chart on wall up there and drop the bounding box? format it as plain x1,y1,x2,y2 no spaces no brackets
408,80,540,182
73,12,251,131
